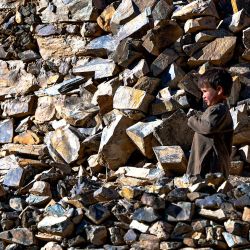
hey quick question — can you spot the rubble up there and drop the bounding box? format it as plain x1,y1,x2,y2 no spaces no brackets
0,0,249,249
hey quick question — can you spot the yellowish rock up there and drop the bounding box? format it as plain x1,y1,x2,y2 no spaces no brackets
14,130,41,145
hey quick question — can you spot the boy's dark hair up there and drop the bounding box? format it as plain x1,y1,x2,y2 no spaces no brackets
198,68,233,97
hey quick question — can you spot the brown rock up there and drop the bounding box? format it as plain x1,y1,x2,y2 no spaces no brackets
172,0,219,20
14,130,41,145
2,144,46,157
184,16,217,33
188,36,237,66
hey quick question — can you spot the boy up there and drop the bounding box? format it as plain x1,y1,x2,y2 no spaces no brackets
186,68,234,178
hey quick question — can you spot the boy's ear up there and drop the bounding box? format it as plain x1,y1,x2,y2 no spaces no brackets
217,85,224,95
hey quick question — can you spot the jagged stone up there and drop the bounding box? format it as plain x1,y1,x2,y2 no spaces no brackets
224,219,249,238
124,229,138,244
134,76,160,94
149,221,173,240
116,166,164,181
26,194,51,206
3,166,24,188
195,29,233,43
150,48,178,77
114,86,154,113
228,76,241,106
110,0,137,34
112,38,142,67
195,194,226,209
29,181,52,197
183,42,208,57
73,57,119,79
132,207,160,223
85,225,108,245
167,188,189,203
37,216,74,237
133,0,161,12
56,96,99,127
184,16,217,33
98,114,136,170
165,202,194,222
41,242,63,250
172,0,219,20
120,186,143,200
84,203,111,224
80,22,103,37
37,36,87,60
160,241,183,249
45,126,81,164
0,119,13,144
243,27,250,49
188,36,237,66
129,220,149,233
153,146,187,175
171,222,193,240
141,192,165,209
35,24,62,36
218,9,250,33
199,208,227,221
150,97,182,115
93,186,119,202
126,118,162,158
161,63,186,89
84,34,118,57
152,0,173,22
217,181,233,194
37,0,102,23
109,226,126,245
14,130,41,145
0,60,38,98
222,232,249,248
97,2,118,32
239,145,250,163
133,234,160,250
0,228,34,246
230,160,244,175
116,8,151,41
230,105,250,145
2,144,46,157
153,109,193,151
35,232,62,242
1,95,36,118
142,20,183,56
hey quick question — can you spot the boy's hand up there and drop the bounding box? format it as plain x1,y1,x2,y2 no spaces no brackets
187,109,197,118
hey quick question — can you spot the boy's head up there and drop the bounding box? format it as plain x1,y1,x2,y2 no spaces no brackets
198,68,233,106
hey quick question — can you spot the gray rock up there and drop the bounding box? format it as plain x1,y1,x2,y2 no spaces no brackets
132,207,160,223
153,109,193,151
0,119,14,144
222,232,249,248
150,48,179,76
171,222,193,240
165,202,194,222
37,216,74,237
45,126,80,164
149,221,173,240
0,228,34,246
167,188,189,203
73,58,119,79
35,24,62,36
153,146,187,175
84,203,111,224
142,20,183,56
116,9,151,41
152,0,173,22
141,192,165,209
109,226,125,245
224,219,250,238
93,186,120,202
123,229,138,244
85,225,108,246
26,195,51,206
1,96,37,118
110,0,137,34
98,114,136,170
3,166,24,188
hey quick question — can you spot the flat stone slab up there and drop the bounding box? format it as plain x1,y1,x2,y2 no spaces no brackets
73,58,119,79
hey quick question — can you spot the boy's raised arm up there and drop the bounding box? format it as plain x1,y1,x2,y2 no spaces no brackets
187,105,228,135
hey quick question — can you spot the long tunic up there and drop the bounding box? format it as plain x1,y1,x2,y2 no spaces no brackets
186,102,233,178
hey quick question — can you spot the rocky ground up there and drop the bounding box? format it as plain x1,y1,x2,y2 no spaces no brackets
0,0,250,249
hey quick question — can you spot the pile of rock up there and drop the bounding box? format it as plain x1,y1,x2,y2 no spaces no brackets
0,0,250,249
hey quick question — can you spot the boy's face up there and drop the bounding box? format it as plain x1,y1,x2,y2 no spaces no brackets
200,85,223,107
